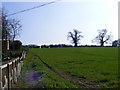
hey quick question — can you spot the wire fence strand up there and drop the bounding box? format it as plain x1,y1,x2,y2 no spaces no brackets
7,0,61,17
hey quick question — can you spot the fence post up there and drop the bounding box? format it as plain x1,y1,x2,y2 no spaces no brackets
14,60,17,84
0,67,2,90
7,64,10,90
0,54,25,89
12,62,14,86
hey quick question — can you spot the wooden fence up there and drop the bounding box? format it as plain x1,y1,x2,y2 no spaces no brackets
0,51,26,90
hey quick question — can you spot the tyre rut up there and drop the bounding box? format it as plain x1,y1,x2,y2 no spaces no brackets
35,55,99,88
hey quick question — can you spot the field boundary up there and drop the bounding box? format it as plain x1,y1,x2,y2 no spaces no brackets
0,51,26,90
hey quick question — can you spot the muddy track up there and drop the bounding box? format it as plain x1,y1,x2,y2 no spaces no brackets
35,55,99,88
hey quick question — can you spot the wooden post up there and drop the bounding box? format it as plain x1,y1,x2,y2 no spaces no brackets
11,62,14,87
7,40,9,50
7,64,10,90
0,67,2,90
14,60,17,84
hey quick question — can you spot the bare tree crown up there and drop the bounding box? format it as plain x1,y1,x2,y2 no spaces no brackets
1,9,22,41
92,29,112,46
67,29,83,47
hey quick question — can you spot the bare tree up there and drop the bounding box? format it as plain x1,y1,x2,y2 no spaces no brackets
67,29,83,47
1,9,11,41
92,29,112,46
9,18,22,41
1,9,22,41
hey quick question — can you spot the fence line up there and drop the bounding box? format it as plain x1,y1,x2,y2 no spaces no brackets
0,51,26,90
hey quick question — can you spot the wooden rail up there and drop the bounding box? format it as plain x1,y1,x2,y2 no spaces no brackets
0,51,26,90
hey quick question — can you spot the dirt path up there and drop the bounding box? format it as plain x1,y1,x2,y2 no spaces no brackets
35,55,99,88
13,56,43,88
15,55,99,88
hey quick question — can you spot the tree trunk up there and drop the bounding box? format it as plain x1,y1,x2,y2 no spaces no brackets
100,42,104,47
74,43,77,47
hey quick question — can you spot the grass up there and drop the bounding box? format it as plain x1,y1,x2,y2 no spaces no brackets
15,48,78,88
16,47,119,88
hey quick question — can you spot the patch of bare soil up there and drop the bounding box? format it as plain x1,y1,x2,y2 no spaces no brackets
24,70,42,88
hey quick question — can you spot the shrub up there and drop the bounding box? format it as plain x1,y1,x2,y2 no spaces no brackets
10,40,22,51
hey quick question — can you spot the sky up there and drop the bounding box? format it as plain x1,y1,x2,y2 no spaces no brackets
1,0,119,46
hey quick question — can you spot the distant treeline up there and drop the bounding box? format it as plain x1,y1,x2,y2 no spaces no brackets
41,44,73,48
23,44,73,48
22,44,117,49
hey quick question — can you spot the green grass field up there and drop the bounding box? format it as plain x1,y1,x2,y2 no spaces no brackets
16,47,119,88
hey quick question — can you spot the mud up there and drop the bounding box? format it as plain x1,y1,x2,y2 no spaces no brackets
24,70,42,88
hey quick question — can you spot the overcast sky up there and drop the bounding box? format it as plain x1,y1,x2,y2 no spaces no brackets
2,0,119,46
